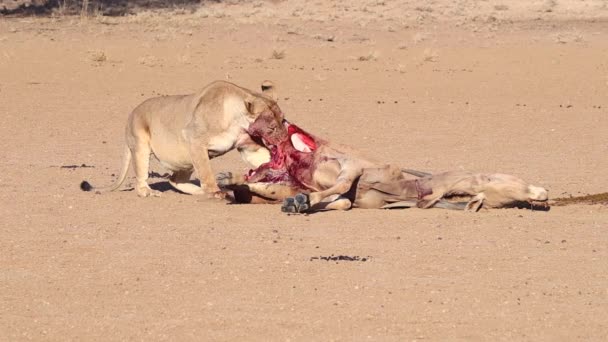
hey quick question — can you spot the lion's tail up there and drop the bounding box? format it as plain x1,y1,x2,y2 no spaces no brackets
80,146,131,193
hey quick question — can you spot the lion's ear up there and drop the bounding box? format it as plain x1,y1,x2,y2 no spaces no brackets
261,80,278,101
244,99,255,117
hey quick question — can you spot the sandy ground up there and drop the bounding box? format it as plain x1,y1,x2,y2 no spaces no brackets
1,1,608,340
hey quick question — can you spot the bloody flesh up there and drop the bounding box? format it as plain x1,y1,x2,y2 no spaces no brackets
247,121,320,190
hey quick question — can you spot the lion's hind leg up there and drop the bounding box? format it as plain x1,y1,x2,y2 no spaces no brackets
131,140,161,197
168,169,205,195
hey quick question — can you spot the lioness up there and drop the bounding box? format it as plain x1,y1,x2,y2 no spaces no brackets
81,80,281,198
218,109,549,212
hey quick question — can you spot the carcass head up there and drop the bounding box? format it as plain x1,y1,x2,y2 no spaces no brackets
248,104,288,147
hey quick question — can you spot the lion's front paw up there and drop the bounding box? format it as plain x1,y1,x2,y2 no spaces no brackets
281,193,310,213
137,185,161,198
209,190,227,200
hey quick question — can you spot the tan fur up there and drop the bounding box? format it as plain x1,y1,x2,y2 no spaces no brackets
81,80,280,198
216,141,378,208
413,171,549,211
357,168,549,211
218,111,549,212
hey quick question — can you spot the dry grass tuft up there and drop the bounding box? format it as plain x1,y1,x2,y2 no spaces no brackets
313,34,335,42
543,0,558,12
414,6,433,13
54,0,68,16
422,48,439,62
138,55,162,67
87,50,107,65
555,32,584,44
412,32,428,44
177,54,191,65
358,51,379,61
80,0,90,19
270,49,286,60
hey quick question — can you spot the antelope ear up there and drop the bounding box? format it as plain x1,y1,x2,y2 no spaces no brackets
261,80,278,101
291,133,314,153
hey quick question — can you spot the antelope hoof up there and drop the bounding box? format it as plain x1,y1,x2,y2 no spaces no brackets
281,197,298,213
294,193,310,212
281,193,311,213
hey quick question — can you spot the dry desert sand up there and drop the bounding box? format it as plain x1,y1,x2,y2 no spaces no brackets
1,0,608,340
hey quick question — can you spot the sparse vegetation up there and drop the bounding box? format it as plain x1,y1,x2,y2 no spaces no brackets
138,55,161,67
177,53,191,65
412,32,427,44
543,0,558,12
414,6,433,13
87,50,107,65
555,32,584,44
2,0,202,16
2,2,608,341
422,48,439,62
313,34,335,42
358,51,379,61
80,0,88,18
271,49,286,60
